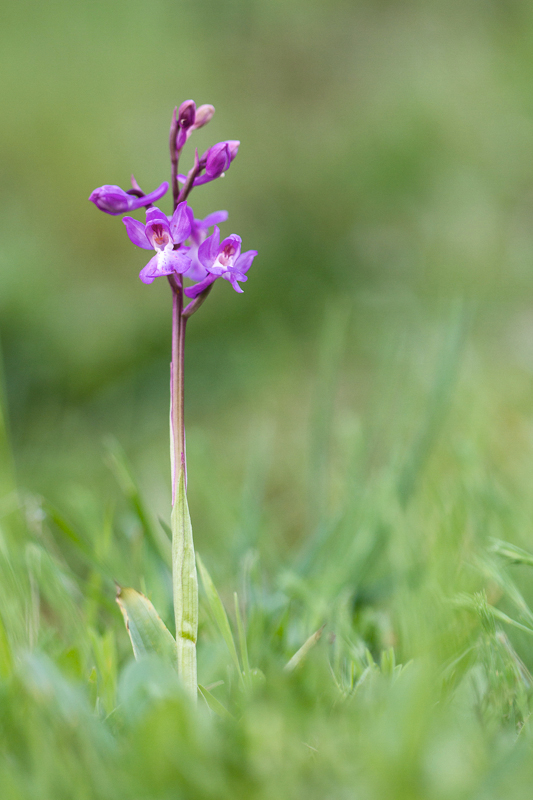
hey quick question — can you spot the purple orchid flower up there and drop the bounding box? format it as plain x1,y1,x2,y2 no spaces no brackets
184,225,257,297
123,202,193,284
184,210,229,282
89,181,168,216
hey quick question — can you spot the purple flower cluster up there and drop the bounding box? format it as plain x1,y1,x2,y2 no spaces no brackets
89,100,257,300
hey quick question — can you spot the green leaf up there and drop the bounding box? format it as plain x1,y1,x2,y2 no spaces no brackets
197,553,242,681
234,592,251,689
116,586,177,667
198,684,234,720
284,624,325,673
171,471,198,697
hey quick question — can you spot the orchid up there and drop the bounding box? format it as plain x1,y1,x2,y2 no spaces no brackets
89,181,168,215
88,100,258,701
184,210,229,281
123,202,193,284
185,226,257,297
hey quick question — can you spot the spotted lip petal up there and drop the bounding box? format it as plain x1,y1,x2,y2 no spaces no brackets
139,249,192,284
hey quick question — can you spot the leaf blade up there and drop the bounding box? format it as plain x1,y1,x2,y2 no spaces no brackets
116,586,177,667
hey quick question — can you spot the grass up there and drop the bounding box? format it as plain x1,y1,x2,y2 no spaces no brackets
2,302,533,799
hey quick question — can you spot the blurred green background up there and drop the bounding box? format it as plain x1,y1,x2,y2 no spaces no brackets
5,0,533,528
5,0,533,798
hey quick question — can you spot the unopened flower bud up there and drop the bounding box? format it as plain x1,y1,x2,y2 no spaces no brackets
205,142,231,179
178,100,196,130
192,104,215,130
89,181,168,216
225,140,240,161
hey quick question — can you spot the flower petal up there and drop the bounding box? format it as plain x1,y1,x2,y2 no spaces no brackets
222,273,245,293
192,173,217,187
127,181,169,210
220,234,242,261
170,201,193,244
123,216,152,249
157,247,192,275
200,210,228,228
234,249,258,274
139,255,161,284
145,206,170,227
183,250,209,282
145,207,172,249
184,274,217,298
198,226,220,269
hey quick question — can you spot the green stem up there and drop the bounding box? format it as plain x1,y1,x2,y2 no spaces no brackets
170,278,198,700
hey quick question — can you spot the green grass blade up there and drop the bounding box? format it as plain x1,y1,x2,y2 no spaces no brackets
116,586,177,667
284,624,325,673
196,553,241,679
198,684,234,720
234,592,251,688
490,539,533,568
106,438,171,567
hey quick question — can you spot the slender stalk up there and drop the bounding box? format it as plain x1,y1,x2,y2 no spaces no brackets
177,150,202,204
170,275,198,699
170,278,186,500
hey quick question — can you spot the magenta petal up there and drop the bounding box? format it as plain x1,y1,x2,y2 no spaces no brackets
198,226,220,269
145,206,170,227
192,173,216,187
157,248,192,275
184,259,208,282
127,181,169,210
170,201,193,244
123,216,152,249
220,234,242,261
234,249,258,274
184,274,217,298
139,255,160,284
223,273,245,293
201,210,228,228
